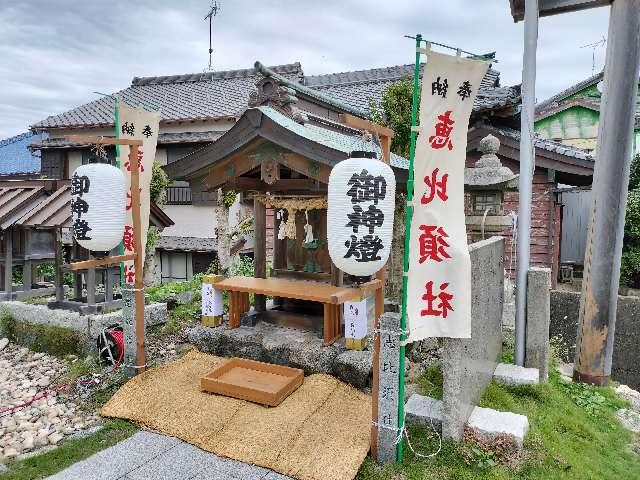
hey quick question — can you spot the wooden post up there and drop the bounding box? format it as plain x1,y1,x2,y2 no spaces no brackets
338,113,394,462
54,229,64,302
130,144,146,373
254,198,267,312
4,229,12,297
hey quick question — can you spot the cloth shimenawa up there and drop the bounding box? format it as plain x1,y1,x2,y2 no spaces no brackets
406,51,489,341
101,351,371,480
116,103,160,283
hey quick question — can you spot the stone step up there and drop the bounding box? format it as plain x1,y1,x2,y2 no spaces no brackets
466,406,529,449
493,363,539,386
405,394,529,449
405,394,443,430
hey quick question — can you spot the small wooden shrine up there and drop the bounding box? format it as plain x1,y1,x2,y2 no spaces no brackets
166,69,406,344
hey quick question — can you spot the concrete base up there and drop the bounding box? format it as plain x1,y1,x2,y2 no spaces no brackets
188,321,372,389
493,363,540,386
405,394,529,450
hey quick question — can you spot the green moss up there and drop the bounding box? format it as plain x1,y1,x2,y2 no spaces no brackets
0,312,84,358
0,420,137,480
417,363,444,400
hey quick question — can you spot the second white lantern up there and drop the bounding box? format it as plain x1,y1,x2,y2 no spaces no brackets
327,151,396,277
70,163,126,253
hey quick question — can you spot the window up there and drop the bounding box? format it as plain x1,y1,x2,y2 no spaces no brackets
473,192,502,215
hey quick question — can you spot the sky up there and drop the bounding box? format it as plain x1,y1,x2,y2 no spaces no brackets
0,0,611,139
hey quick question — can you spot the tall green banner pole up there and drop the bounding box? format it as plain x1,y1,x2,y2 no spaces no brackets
397,33,422,463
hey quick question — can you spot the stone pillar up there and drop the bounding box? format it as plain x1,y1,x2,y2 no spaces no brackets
376,312,401,464
121,283,137,377
525,267,551,381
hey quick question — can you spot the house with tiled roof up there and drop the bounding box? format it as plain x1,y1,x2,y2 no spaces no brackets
533,73,640,269
30,58,593,286
535,71,640,153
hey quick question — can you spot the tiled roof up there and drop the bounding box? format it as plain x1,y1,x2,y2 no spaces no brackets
536,71,603,115
486,125,595,162
30,130,224,150
156,235,217,253
0,132,43,175
32,64,304,129
305,63,505,114
32,61,517,130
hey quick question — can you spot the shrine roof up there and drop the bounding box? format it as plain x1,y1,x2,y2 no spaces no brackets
164,105,409,181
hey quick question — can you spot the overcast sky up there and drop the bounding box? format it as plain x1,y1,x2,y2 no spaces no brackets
0,0,610,138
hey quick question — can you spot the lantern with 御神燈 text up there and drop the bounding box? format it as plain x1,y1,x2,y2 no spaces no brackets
327,151,396,277
70,163,126,254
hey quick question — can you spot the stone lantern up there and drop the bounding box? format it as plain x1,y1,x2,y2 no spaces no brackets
464,134,518,242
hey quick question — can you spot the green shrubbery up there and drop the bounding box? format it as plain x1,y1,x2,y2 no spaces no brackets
621,154,640,287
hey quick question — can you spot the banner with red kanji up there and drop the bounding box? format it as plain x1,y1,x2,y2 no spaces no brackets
116,103,160,284
406,51,489,341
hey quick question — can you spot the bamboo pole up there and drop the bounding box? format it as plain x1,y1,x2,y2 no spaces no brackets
129,144,146,373
397,33,423,462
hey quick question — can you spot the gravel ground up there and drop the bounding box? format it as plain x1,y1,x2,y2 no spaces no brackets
0,340,101,462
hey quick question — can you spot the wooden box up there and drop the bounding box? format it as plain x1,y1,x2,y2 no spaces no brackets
200,358,304,407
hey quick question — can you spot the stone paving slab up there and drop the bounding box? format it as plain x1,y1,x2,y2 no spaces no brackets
46,431,180,480
46,431,291,480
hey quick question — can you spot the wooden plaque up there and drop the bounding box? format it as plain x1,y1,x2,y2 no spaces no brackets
200,358,304,407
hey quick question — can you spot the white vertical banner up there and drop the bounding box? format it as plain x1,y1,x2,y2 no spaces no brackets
406,51,489,342
116,103,160,284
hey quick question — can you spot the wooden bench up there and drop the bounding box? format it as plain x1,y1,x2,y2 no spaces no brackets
213,276,381,346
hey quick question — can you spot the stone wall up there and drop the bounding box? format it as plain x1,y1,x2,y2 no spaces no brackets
0,301,168,355
441,236,505,441
550,290,640,389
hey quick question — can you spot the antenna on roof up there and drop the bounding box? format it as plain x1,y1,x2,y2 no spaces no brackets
204,1,221,71
580,36,606,76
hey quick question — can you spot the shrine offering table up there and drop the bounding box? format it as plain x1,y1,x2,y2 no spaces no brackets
213,276,381,346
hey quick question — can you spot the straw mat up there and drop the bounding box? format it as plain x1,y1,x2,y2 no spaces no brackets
101,350,371,480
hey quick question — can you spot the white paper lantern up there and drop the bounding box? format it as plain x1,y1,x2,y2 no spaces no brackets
70,163,126,252
327,152,396,277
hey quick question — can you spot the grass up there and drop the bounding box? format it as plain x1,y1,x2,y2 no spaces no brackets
0,420,137,480
357,364,640,480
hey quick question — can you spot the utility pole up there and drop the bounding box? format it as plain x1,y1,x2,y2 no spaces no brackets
574,0,640,385
514,0,539,366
